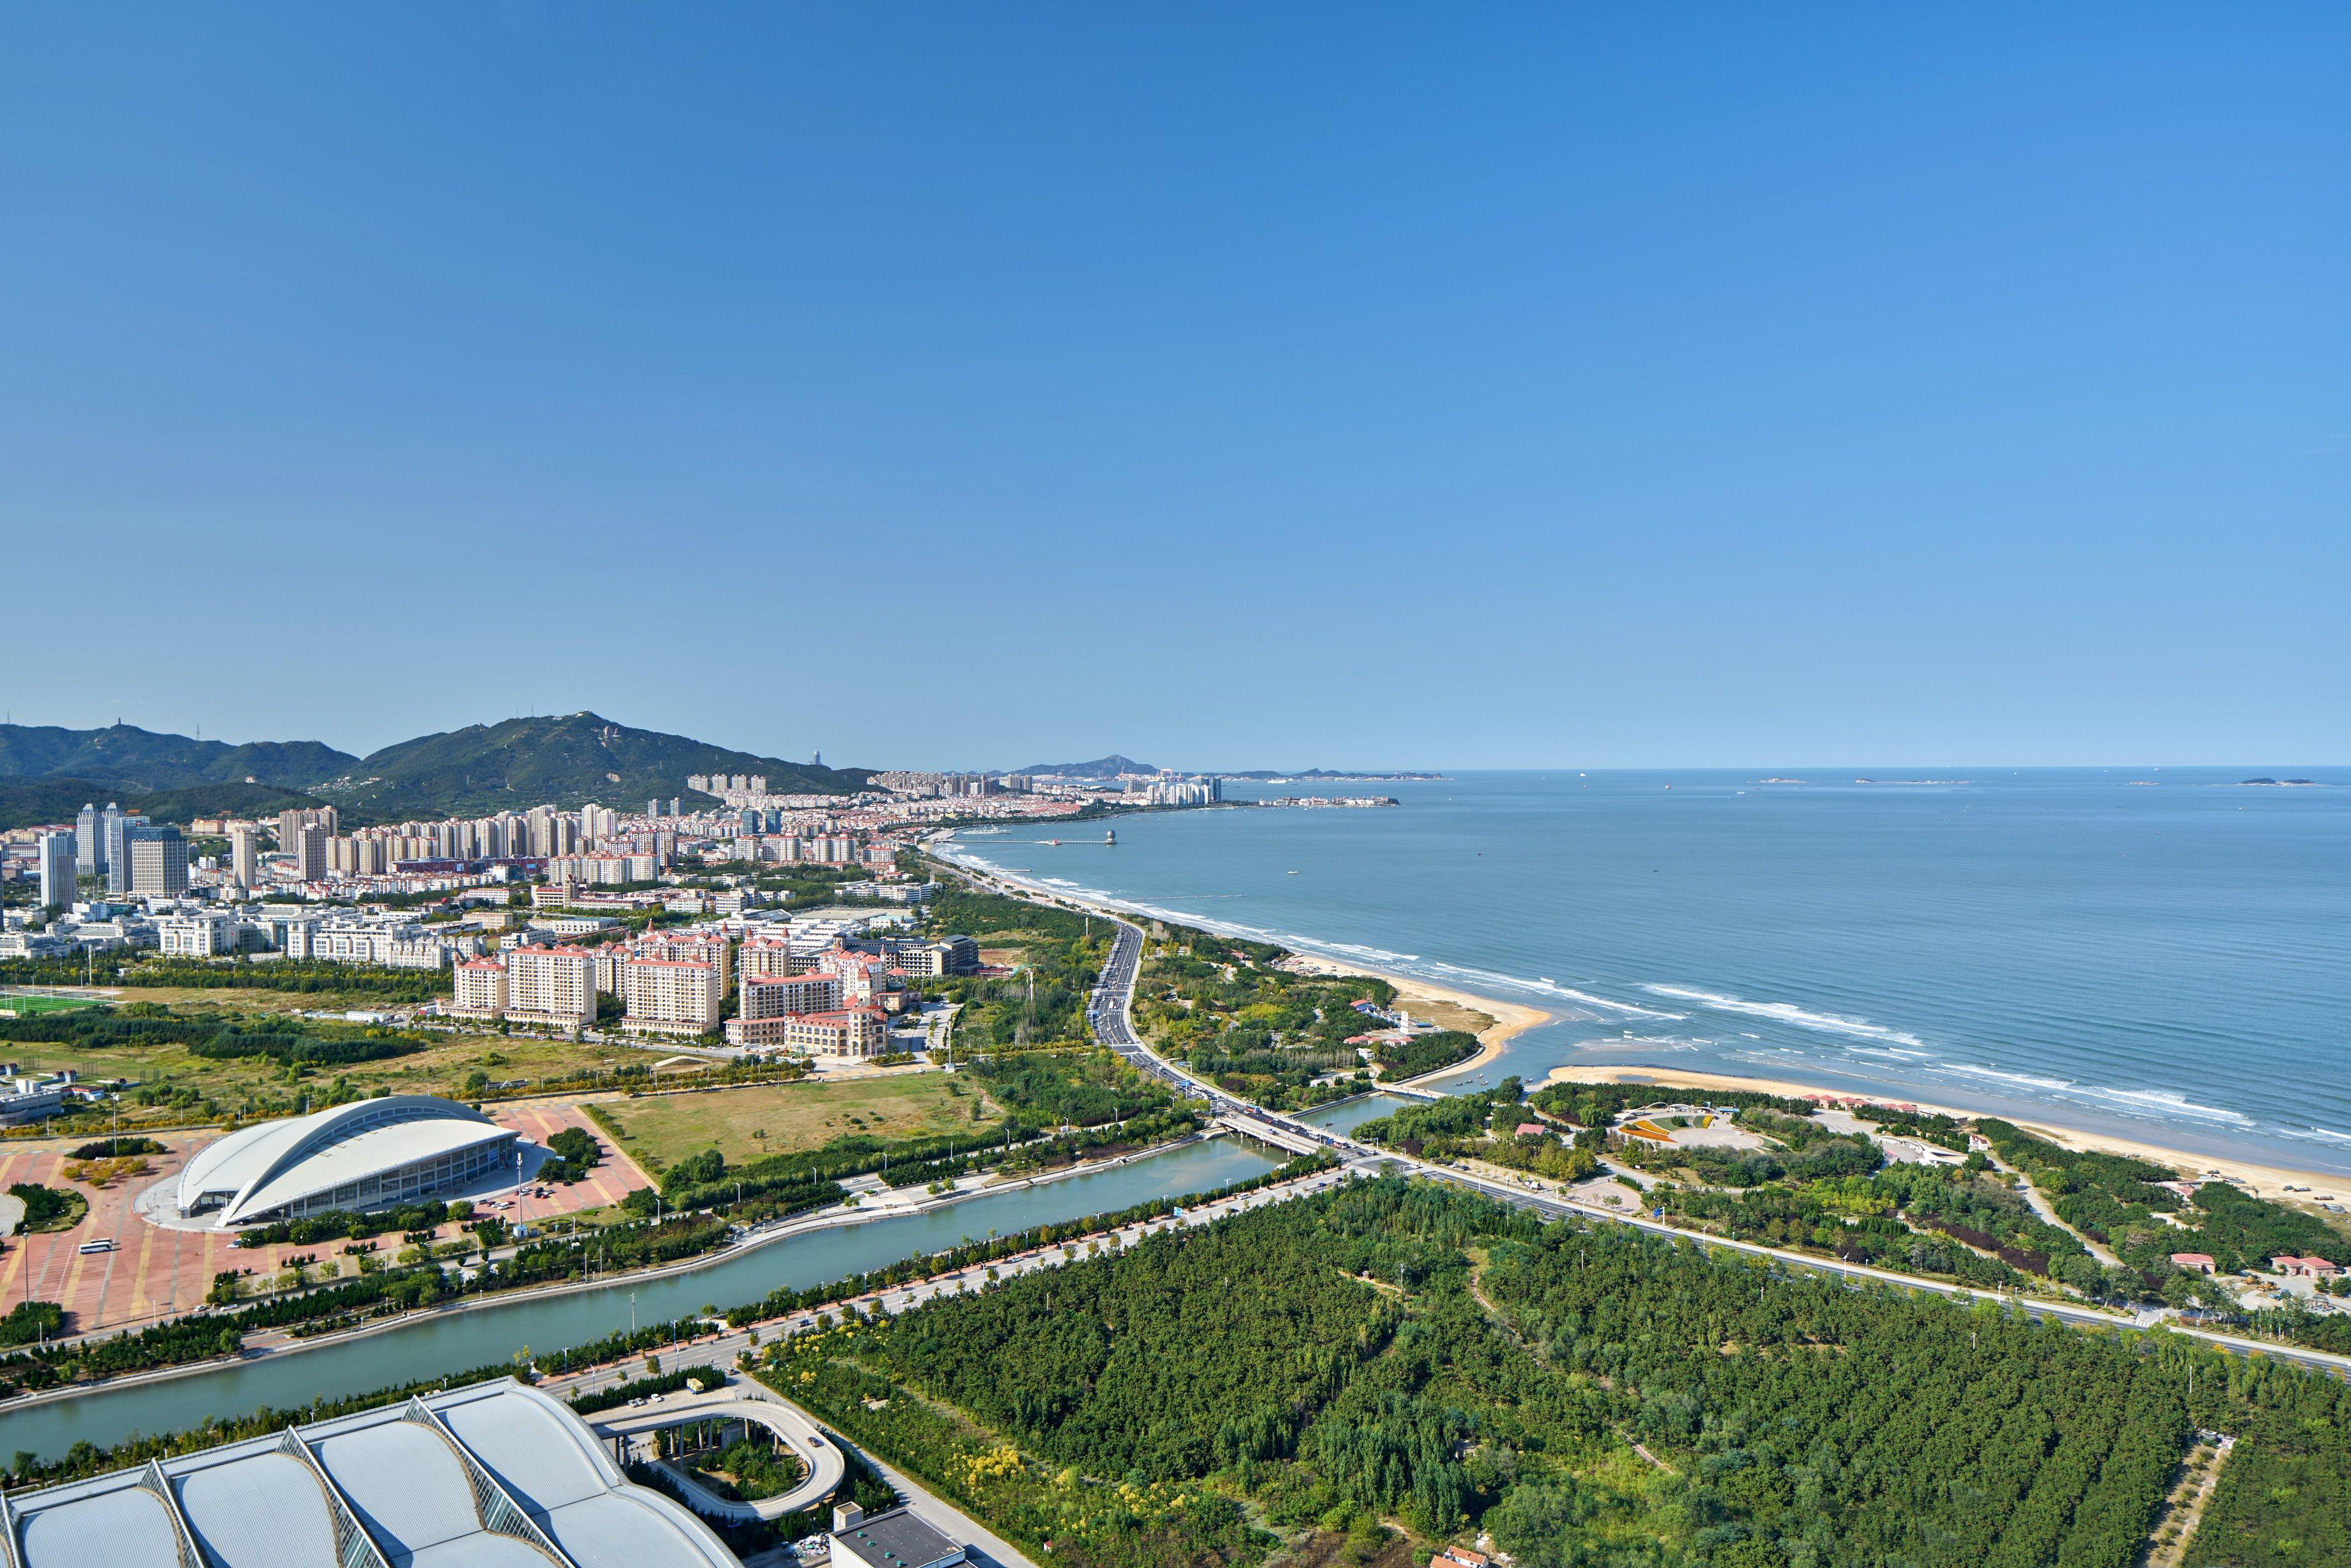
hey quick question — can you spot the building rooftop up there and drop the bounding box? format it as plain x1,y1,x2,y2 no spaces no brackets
830,1504,965,1568
2,1379,736,1568
176,1095,516,1228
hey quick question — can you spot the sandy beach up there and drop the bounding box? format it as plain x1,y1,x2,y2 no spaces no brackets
1545,1064,2351,1204
940,842,1553,1084
1275,953,1552,1084
941,844,2345,1209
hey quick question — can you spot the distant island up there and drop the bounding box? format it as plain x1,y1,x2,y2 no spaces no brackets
2238,777,2320,787
1013,754,1160,779
1012,754,1442,783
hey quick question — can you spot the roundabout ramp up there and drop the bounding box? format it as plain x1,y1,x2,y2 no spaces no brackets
590,1388,846,1520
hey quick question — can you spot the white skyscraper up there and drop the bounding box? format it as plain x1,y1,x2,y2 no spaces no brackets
37,831,75,911
230,824,258,888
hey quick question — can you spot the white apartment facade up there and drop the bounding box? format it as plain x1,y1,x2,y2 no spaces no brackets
157,912,243,958
449,959,509,1019
620,958,724,1038
506,945,596,1030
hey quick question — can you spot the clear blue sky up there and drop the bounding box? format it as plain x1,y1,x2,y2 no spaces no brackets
3,6,2343,770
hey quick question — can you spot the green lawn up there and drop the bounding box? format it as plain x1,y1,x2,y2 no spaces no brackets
590,1074,1001,1173
0,1029,654,1136
0,992,105,1018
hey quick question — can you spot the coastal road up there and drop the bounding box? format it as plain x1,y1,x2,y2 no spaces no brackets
1038,883,2351,1382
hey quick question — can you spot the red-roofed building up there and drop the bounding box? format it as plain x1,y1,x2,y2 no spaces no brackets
2169,1253,2217,1275
782,1006,890,1062
727,973,847,1047
449,958,507,1019
2271,1256,2343,1278
506,945,596,1030
620,957,724,1038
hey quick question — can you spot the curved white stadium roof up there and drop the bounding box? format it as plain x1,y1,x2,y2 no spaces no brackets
177,1095,515,1228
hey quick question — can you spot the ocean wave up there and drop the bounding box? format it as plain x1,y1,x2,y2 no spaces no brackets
1938,1063,2078,1093
1575,1034,1708,1052
1643,985,1928,1049
1936,1065,2257,1127
1411,964,1679,1017
2273,1125,2351,1146
1326,942,1425,964
2072,1087,2254,1127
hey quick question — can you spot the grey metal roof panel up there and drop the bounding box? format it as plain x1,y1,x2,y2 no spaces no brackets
541,1493,735,1568
313,1422,483,1559
16,1486,183,1568
435,1390,606,1514
8,1381,733,1568
401,1536,558,1568
172,1451,339,1568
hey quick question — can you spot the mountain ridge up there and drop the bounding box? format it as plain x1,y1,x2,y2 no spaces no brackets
0,714,868,823
0,722,355,792
1013,754,1159,777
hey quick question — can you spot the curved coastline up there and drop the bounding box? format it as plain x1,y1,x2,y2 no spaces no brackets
931,832,1554,1084
934,829,2351,1202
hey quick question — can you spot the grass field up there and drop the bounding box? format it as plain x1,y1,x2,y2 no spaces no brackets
590,1074,1002,1174
0,992,106,1017
0,1028,653,1135
72,983,438,1015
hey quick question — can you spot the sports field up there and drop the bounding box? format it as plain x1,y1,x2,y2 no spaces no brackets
0,992,105,1018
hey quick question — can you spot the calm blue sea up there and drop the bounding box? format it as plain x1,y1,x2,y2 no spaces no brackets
942,770,2351,1176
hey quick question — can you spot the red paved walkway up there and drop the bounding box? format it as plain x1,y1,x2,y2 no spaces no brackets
0,1098,650,1336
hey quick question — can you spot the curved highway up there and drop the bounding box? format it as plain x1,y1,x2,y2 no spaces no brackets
1036,882,2351,1383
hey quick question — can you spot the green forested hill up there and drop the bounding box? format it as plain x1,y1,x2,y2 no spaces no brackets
323,711,869,817
0,713,869,822
0,776,329,831
770,1177,2351,1568
0,723,354,792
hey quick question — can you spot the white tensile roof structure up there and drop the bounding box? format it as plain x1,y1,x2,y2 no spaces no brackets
175,1095,517,1228
1,1379,740,1568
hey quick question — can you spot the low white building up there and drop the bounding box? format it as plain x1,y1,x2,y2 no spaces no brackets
175,1094,519,1226
157,910,244,958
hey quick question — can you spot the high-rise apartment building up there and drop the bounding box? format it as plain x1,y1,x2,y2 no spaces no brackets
294,823,330,882
75,803,100,874
620,958,723,1037
127,825,189,898
230,825,258,887
504,945,596,1029
104,809,146,895
36,831,75,911
449,959,509,1019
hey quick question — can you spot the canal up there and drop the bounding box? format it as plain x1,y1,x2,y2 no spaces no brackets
0,1137,1279,1461
1299,1093,1414,1135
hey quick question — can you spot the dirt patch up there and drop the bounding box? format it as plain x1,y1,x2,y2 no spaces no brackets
1275,1525,1426,1568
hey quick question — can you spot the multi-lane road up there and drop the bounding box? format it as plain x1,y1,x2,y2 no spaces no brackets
1049,895,2351,1381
